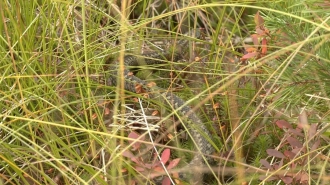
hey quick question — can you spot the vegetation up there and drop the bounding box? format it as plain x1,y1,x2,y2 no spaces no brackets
1,0,330,184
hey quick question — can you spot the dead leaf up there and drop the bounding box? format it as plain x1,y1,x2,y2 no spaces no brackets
152,110,159,116
132,97,139,102
135,83,143,93
167,133,174,140
104,107,110,115
147,82,157,88
213,102,220,109
246,46,257,53
92,113,97,120
254,11,265,29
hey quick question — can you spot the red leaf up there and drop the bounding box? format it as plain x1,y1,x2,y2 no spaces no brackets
278,158,283,168
128,131,145,151
167,158,181,170
241,52,258,61
267,149,285,158
162,176,172,185
245,46,257,53
288,128,303,137
275,120,292,129
145,162,156,169
261,38,267,55
308,124,318,140
135,166,145,172
122,150,135,158
284,150,296,160
259,175,278,181
122,150,141,164
161,149,171,164
251,34,259,46
153,166,165,172
291,148,301,154
260,159,272,170
287,136,303,148
300,172,309,183
311,139,320,151
298,110,309,126
281,176,293,184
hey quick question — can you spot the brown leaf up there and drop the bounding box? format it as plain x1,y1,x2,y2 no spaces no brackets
135,166,145,172
275,120,292,129
281,176,293,184
213,102,220,109
311,139,320,151
147,82,157,88
122,150,140,164
132,97,139,102
259,175,278,181
288,128,303,137
135,83,143,93
167,133,174,140
267,149,285,158
152,110,159,116
104,107,110,115
92,113,97,120
298,110,309,128
260,159,272,170
254,11,264,29
143,93,149,98
261,38,267,55
287,136,303,148
122,150,135,158
300,172,309,183
245,46,257,53
308,124,318,140
284,150,296,160
256,27,265,35
291,148,301,154
128,71,134,76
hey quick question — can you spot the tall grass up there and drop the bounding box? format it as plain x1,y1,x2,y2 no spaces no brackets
1,0,330,184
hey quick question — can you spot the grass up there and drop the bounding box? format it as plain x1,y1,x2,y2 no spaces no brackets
1,0,330,184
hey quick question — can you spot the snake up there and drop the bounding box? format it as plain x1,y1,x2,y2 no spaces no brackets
107,31,215,183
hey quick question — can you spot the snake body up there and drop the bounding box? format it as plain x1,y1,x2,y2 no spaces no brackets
107,32,214,182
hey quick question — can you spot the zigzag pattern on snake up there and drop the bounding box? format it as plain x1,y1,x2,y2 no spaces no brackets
106,31,215,181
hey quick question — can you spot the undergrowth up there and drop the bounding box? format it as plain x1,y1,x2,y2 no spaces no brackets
1,0,330,185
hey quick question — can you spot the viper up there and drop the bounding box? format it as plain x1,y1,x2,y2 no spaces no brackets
107,31,215,184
